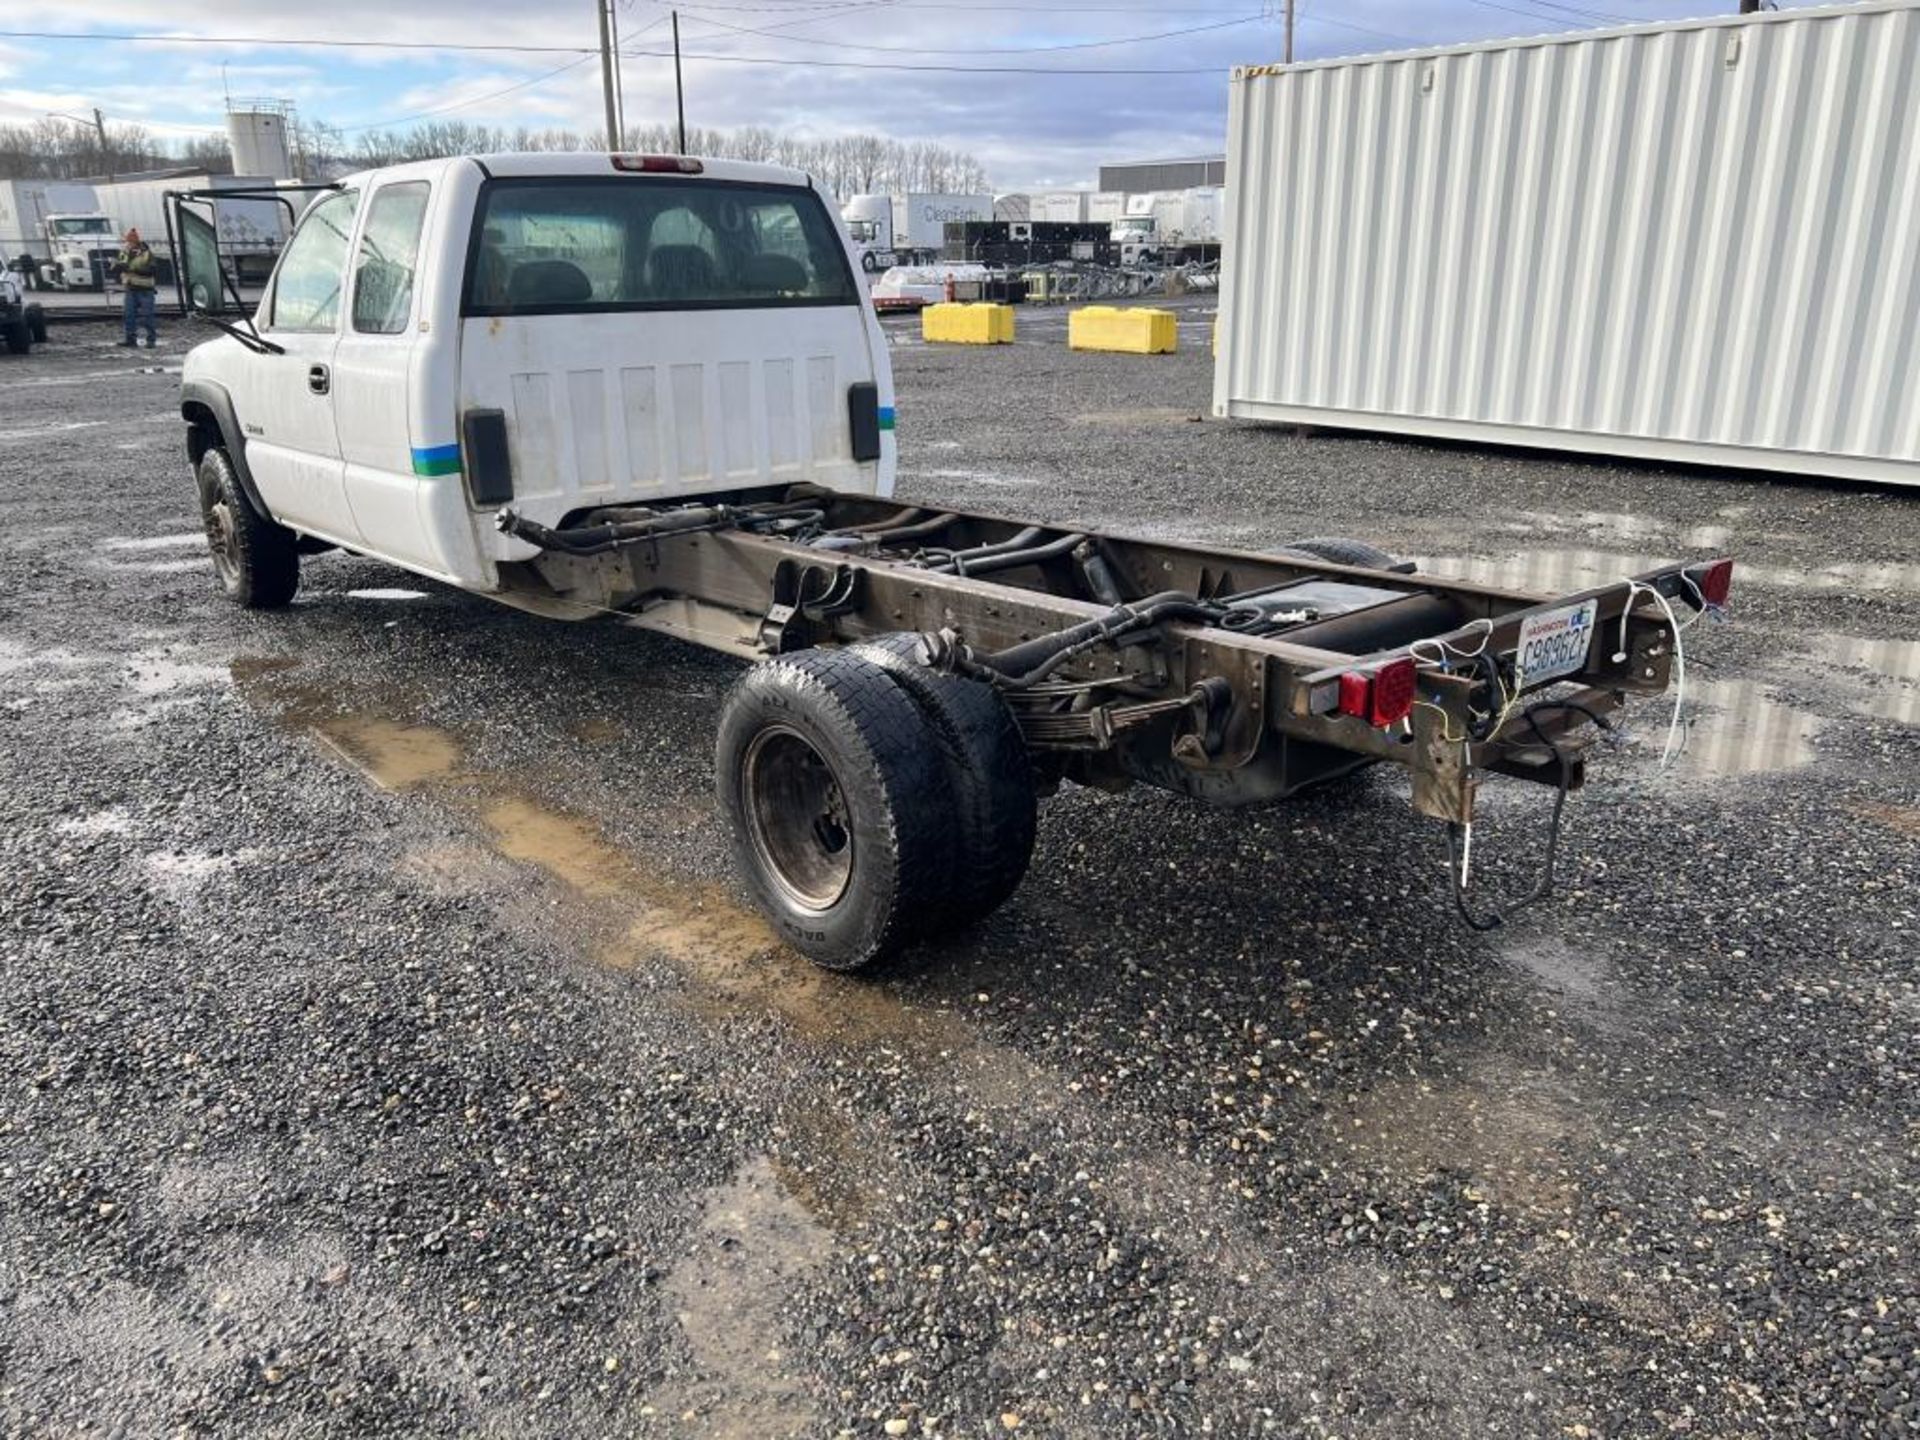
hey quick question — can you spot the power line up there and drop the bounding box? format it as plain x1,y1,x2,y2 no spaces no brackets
620,42,1240,72
680,10,1265,53
0,27,596,54
1454,0,1630,26
672,0,1257,11
337,55,599,134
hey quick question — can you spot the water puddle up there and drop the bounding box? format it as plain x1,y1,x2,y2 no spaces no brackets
654,1156,826,1438
314,718,462,792
1417,547,1920,596
103,533,205,552
1503,509,1735,551
1337,1062,1595,1215
1812,634,1920,726
1663,678,1821,778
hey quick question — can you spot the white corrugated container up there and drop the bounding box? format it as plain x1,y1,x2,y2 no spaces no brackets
1214,2,1920,486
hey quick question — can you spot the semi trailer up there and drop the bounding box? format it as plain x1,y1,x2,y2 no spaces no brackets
169,152,1731,972
841,192,994,271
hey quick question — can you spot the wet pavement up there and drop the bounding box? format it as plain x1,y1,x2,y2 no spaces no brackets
0,314,1916,1437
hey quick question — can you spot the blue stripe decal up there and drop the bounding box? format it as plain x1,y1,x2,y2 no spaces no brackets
412,443,461,465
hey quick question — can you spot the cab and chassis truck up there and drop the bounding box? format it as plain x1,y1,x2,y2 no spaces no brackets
169,154,1732,971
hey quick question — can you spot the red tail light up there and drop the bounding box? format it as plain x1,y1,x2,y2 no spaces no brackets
1337,657,1417,728
611,154,704,174
1696,558,1734,607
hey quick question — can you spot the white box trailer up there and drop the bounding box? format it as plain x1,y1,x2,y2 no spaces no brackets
888,193,993,254
1214,2,1920,487
0,179,99,261
1086,190,1127,224
100,174,289,254
1032,190,1091,224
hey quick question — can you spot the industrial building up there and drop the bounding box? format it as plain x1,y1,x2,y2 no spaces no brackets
1097,155,1226,193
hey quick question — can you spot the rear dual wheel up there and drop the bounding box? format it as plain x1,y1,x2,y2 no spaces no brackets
715,642,1035,972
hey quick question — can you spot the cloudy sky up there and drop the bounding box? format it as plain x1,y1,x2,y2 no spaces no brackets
0,0,1820,188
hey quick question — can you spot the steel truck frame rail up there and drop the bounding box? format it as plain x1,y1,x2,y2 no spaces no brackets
491,484,1729,956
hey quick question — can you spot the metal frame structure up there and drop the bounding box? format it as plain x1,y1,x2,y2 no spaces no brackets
498,486,1716,834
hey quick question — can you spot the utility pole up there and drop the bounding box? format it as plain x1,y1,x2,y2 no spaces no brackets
673,12,687,155
608,0,625,142
1283,0,1295,64
596,0,619,149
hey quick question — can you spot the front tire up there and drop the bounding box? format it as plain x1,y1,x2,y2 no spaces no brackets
2,321,26,355
196,447,299,608
716,650,956,971
25,306,46,344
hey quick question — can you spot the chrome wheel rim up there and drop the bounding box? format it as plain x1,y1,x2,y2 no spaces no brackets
742,725,853,913
205,499,240,588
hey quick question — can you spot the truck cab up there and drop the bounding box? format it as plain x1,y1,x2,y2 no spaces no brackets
840,193,894,273
42,213,116,291
178,153,896,608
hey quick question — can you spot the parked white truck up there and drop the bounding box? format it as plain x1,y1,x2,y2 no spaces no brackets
1111,189,1223,266
170,151,1732,972
840,192,992,271
38,211,120,291
0,179,98,278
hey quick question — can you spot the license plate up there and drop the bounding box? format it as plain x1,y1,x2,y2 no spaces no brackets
1514,599,1598,688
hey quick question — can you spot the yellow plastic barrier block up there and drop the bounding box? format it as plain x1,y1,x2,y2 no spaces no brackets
922,303,1015,345
1069,305,1178,355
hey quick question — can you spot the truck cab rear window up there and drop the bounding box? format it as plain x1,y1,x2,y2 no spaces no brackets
464,178,857,316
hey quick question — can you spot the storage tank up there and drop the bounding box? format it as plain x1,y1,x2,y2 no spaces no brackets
227,110,294,180
1215,2,1920,487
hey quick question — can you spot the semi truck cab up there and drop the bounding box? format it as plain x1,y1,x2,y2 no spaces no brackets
42,213,117,291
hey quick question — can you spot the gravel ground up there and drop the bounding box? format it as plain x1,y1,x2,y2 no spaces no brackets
1,308,1915,1439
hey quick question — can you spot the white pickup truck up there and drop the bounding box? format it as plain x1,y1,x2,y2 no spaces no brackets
174,152,1731,971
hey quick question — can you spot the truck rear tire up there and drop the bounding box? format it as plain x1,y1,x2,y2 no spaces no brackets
861,251,878,273
716,649,957,971
847,632,1036,926
2,322,27,355
196,447,299,609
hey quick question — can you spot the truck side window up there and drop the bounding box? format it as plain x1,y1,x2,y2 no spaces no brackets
352,182,430,335
268,190,358,332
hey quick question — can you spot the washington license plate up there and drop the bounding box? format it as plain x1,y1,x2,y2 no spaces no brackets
1514,599,1598,688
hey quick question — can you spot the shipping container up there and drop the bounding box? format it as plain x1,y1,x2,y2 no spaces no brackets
1214,2,1920,487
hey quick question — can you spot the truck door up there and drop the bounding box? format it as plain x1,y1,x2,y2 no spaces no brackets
331,179,445,574
245,188,361,545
